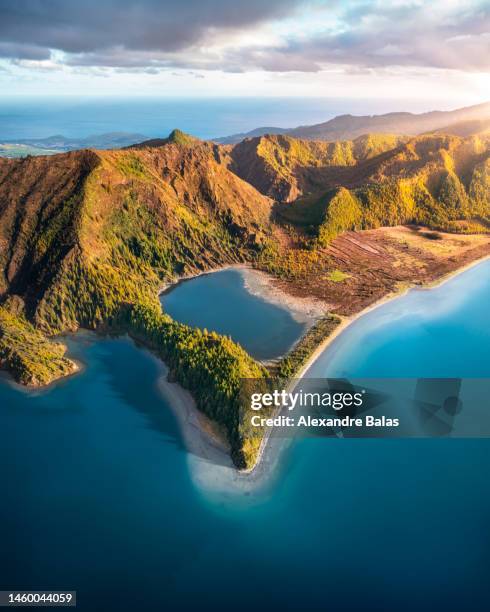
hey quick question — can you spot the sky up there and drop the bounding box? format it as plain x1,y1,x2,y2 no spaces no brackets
0,0,489,108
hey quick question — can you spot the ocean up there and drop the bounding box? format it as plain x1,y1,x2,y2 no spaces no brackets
0,96,450,142
1,262,490,611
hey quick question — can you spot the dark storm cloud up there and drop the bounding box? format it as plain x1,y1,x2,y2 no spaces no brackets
0,0,302,54
0,41,50,60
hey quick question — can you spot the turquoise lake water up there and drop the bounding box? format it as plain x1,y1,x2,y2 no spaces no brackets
1,261,490,611
160,268,306,359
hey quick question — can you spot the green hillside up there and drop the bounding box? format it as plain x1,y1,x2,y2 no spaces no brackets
228,133,407,201
272,133,490,243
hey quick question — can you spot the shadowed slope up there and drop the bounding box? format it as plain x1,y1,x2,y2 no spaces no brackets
228,133,407,201
0,142,274,332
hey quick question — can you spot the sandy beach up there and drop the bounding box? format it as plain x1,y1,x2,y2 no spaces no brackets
241,266,327,325
156,362,233,468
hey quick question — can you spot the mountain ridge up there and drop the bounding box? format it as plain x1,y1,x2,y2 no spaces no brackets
215,101,490,144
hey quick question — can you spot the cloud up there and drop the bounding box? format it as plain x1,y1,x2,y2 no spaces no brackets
0,0,302,54
0,0,489,74
276,1,490,72
0,41,50,60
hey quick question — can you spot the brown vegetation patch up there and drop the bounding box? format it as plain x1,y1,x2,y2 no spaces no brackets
264,225,490,316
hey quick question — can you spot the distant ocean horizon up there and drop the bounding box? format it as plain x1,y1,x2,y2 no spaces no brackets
0,96,466,141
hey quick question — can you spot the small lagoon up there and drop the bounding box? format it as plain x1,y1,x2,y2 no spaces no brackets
160,267,307,360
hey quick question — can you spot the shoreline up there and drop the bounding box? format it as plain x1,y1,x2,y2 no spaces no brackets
156,361,233,468
242,252,490,478
241,266,326,325
158,263,244,296
159,262,326,327
298,251,490,379
0,356,82,394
